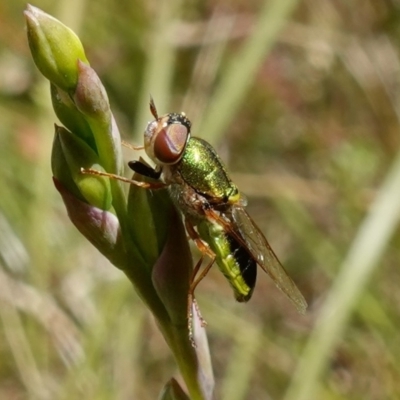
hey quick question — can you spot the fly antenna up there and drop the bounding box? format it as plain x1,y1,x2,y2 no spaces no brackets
149,95,158,119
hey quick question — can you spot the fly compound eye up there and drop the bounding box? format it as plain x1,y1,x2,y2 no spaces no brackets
154,122,189,164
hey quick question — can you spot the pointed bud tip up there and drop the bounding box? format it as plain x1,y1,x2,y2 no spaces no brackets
25,4,41,14
24,4,60,28
24,4,38,18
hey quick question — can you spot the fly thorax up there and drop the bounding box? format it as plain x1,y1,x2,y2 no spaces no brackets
168,182,210,223
178,137,239,202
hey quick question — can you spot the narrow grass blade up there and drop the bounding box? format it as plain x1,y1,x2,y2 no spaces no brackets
284,150,400,400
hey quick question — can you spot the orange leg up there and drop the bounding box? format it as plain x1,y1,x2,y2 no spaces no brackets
121,140,144,151
185,219,217,346
185,219,215,258
187,255,217,345
81,168,168,190
187,254,205,346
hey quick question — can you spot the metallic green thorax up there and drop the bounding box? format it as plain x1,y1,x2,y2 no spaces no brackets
177,137,238,203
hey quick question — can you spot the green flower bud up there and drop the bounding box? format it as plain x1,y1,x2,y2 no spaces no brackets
51,84,96,150
53,178,125,269
73,61,110,120
24,4,89,91
54,125,112,210
72,61,122,175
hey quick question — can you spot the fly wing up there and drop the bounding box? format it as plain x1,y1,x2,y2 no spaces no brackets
230,206,307,314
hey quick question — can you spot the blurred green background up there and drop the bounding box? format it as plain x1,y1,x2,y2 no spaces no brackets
1,0,400,399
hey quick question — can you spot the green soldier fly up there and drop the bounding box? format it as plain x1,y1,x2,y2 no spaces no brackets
83,98,307,341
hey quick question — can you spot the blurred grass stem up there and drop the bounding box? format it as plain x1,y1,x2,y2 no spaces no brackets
0,266,48,399
284,150,400,400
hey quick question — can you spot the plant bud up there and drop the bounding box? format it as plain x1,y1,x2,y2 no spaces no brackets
24,4,89,91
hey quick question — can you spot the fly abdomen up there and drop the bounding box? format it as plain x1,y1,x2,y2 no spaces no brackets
226,233,257,302
197,220,257,302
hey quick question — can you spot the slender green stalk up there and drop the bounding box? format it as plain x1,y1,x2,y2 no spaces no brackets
284,150,400,400
274,195,398,334
25,6,213,399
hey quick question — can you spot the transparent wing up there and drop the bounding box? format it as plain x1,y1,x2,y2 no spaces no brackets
228,206,307,314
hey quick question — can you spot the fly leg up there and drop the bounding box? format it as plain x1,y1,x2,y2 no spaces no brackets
185,219,216,346
80,168,167,190
188,254,217,347
187,255,205,346
82,142,164,188
121,140,144,151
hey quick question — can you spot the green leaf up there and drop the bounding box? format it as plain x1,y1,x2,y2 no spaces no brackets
127,168,172,267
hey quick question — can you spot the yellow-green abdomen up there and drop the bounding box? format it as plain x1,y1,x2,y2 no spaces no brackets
197,219,257,302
